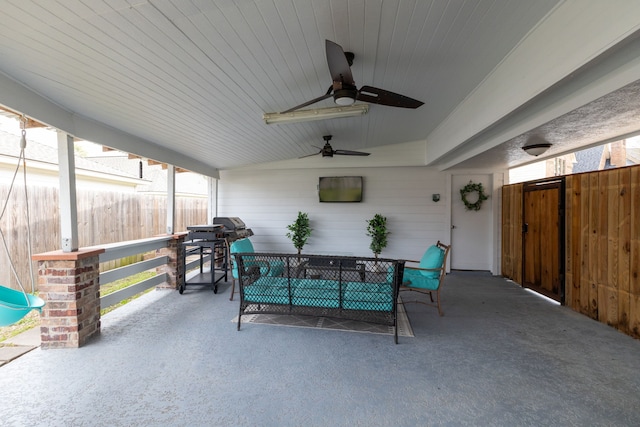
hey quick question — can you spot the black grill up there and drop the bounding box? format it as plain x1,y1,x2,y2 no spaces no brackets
213,217,254,242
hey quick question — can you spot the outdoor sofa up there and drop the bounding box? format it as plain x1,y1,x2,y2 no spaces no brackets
233,252,406,343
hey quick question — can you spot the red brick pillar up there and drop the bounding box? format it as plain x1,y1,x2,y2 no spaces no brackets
156,233,187,290
32,248,104,349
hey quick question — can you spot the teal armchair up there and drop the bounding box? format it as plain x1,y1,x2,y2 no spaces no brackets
400,241,451,316
229,238,284,301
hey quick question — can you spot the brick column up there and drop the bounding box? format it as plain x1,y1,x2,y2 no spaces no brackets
32,248,104,349
156,233,187,290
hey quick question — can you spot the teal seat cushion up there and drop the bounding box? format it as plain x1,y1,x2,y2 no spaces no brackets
342,282,393,311
243,277,290,304
291,279,340,308
402,269,440,290
240,275,397,311
401,245,444,284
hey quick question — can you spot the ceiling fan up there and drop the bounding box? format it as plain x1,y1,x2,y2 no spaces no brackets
282,40,424,114
300,135,370,158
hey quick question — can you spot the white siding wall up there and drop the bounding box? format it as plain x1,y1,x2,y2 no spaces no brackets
218,166,447,261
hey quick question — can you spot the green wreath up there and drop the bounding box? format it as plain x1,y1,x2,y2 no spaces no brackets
460,181,489,211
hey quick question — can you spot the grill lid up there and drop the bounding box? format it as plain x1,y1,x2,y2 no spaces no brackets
212,217,253,241
213,217,246,230
186,224,223,233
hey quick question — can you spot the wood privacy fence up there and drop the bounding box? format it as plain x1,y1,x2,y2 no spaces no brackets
502,165,640,339
0,184,208,290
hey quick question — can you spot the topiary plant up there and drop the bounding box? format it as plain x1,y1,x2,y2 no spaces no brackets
366,213,389,259
286,211,312,254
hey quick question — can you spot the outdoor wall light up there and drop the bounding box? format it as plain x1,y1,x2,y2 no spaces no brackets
432,194,441,202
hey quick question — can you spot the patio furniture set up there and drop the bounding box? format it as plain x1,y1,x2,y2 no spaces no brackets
229,238,450,343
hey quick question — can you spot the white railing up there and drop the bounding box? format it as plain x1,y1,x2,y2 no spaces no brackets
97,236,172,309
96,236,213,309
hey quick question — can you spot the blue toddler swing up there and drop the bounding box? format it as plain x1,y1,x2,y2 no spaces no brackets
0,286,45,327
0,120,45,326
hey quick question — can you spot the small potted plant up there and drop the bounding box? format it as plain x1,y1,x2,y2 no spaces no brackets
286,211,312,254
366,214,389,270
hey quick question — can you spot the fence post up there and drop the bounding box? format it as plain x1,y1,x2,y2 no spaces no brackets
32,248,104,349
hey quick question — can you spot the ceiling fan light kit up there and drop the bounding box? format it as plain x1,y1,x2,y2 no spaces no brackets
333,89,357,105
522,143,552,156
263,104,369,125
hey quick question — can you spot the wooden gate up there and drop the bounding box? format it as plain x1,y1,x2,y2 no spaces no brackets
522,178,565,302
503,166,640,338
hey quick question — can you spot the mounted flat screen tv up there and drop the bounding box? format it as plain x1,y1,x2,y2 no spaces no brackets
319,176,363,202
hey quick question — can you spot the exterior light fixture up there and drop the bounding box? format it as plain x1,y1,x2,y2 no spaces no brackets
263,104,369,125
522,142,552,156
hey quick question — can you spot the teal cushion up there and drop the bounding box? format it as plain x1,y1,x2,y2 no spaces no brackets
243,277,289,304
342,282,393,311
243,283,290,305
243,260,285,278
418,245,445,279
252,277,289,287
291,279,340,308
231,238,255,279
264,261,285,277
343,282,391,293
230,238,255,254
402,269,440,290
231,239,285,279
386,266,395,283
291,278,340,291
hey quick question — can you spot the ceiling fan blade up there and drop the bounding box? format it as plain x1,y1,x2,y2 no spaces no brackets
298,151,321,159
357,85,424,109
333,149,370,156
280,89,333,114
298,145,325,158
326,40,354,85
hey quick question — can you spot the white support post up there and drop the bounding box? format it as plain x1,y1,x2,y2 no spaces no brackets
57,131,78,252
207,176,217,223
167,164,176,234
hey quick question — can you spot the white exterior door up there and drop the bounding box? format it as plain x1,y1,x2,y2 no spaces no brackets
450,174,493,271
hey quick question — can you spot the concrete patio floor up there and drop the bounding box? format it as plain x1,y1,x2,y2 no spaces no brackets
0,272,639,426
0,326,39,366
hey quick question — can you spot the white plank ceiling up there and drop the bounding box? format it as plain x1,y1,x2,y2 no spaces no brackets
1,0,639,173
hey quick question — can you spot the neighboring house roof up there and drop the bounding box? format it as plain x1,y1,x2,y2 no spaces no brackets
88,155,208,195
0,129,141,180
1,128,206,194
573,142,636,173
572,146,605,173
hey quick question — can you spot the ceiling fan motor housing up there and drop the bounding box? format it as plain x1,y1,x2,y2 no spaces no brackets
321,142,334,157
